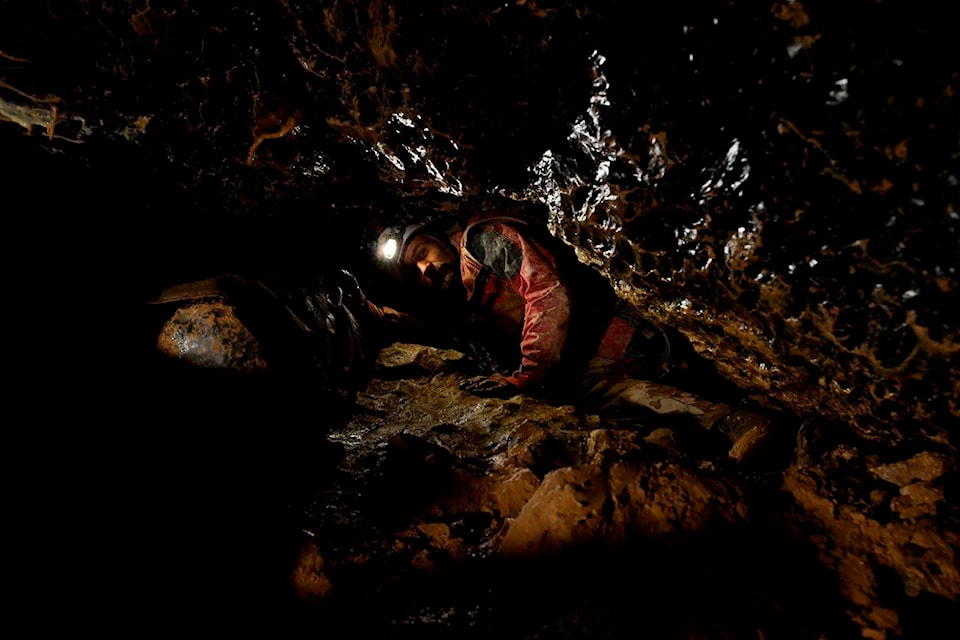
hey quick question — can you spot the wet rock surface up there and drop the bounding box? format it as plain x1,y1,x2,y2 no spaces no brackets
287,344,957,638
5,1,956,441
3,1,957,638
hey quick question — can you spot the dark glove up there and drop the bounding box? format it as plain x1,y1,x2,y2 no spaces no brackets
459,373,520,399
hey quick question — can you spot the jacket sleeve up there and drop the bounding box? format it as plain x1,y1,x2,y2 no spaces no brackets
365,300,432,345
489,223,572,392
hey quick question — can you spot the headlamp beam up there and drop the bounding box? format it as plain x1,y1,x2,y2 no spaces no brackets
380,237,399,261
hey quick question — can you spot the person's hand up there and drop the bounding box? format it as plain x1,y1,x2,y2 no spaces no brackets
459,373,519,398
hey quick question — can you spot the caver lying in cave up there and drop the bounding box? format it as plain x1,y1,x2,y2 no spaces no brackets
371,211,780,465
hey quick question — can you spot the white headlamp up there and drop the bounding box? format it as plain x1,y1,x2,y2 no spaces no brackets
374,223,423,280
380,236,400,261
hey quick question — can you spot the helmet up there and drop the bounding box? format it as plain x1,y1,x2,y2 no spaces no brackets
374,222,424,283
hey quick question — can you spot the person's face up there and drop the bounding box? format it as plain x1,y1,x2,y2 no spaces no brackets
402,234,461,292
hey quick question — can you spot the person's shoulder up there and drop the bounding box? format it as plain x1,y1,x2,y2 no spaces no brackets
466,213,537,235
464,217,537,258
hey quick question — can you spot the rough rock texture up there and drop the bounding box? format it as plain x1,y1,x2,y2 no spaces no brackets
3,1,957,638
4,2,955,439
156,300,271,372
284,344,958,639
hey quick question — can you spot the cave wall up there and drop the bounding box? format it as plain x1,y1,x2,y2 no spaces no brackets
3,2,959,637
3,1,956,449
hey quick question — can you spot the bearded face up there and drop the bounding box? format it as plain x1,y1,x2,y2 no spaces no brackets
402,234,462,292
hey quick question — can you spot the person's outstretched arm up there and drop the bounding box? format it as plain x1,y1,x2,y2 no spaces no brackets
460,222,572,398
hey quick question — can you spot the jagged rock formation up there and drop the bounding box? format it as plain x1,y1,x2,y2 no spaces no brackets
2,2,956,637
288,344,957,638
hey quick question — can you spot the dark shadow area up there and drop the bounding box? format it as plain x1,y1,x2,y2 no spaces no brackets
50,364,353,632
273,520,862,640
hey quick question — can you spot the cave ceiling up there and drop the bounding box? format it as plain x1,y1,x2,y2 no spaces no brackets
2,3,957,462
5,2,960,638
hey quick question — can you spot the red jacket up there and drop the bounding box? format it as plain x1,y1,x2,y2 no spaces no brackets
451,215,593,393
449,214,671,398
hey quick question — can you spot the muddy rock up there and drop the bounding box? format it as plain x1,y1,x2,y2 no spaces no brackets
499,460,749,557
783,459,960,639
278,343,960,638
4,3,958,638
